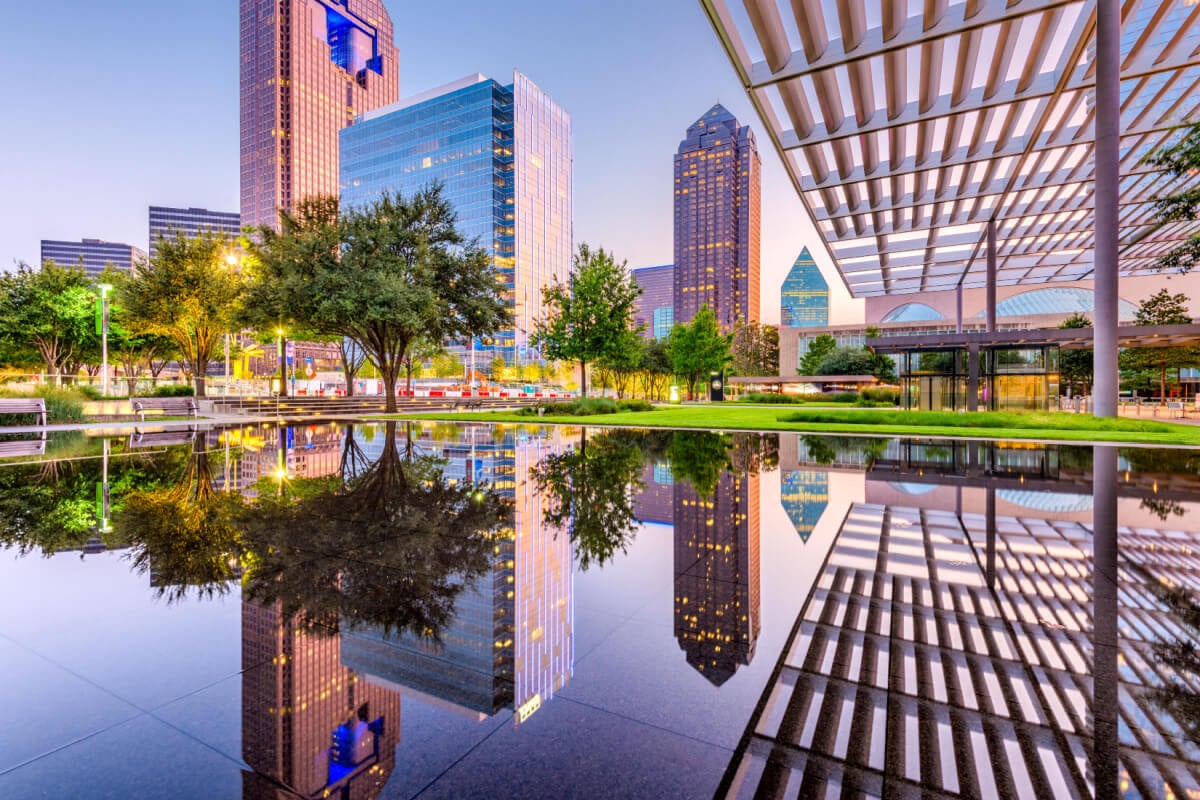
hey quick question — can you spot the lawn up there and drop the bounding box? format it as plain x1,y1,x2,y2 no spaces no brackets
390,404,1200,446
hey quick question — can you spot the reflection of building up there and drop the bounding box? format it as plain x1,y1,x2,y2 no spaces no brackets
341,426,572,724
779,470,827,543
721,500,1200,795
340,72,571,366
673,471,760,686
148,206,241,259
673,104,760,330
239,0,399,230
779,248,828,328
633,463,674,524
40,238,145,278
632,265,675,340
242,600,400,799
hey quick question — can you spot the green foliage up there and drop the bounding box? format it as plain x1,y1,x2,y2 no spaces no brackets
738,392,809,404
1144,122,1200,273
730,320,779,376
799,334,837,375
667,431,730,497
815,346,898,382
246,187,511,412
668,305,731,399
1119,289,1200,401
0,386,88,423
859,387,900,405
532,243,643,397
1059,313,1093,395
517,397,654,417
120,231,243,397
143,384,195,398
0,261,98,380
828,391,860,403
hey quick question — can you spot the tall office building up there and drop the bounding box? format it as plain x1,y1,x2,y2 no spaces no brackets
673,105,761,331
239,0,399,230
780,247,829,328
673,470,761,686
340,73,572,366
632,264,674,340
40,239,145,278
148,206,241,259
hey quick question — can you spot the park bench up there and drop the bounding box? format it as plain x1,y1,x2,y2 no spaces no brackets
128,429,198,448
130,397,200,423
0,398,47,427
462,399,484,411
0,438,47,458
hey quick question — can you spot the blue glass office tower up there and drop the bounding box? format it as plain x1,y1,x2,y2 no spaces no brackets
632,264,674,340
780,247,830,328
340,72,572,366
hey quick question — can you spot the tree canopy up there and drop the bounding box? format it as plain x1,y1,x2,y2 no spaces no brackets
1058,313,1093,396
1144,122,1200,273
1119,289,1200,402
0,261,97,381
798,334,837,376
668,305,731,399
532,243,643,397
731,320,779,377
246,187,511,411
120,231,244,396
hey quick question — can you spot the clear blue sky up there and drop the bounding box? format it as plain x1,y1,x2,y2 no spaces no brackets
0,0,861,324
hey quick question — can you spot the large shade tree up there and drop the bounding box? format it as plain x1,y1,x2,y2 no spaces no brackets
1145,122,1200,273
1058,313,1093,397
246,188,511,412
667,305,731,400
532,243,643,397
731,320,779,376
120,232,244,396
1119,289,1200,403
0,261,97,383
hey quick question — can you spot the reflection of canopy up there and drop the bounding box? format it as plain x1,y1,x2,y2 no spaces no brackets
887,481,938,496
997,489,1093,513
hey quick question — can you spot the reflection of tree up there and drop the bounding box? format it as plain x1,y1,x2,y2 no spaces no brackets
533,428,646,570
1141,497,1187,521
1146,581,1200,743
667,432,730,498
730,433,779,475
241,422,507,639
801,435,890,467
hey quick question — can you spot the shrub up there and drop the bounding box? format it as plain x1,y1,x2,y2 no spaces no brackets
828,392,860,403
516,397,654,417
616,399,653,412
738,392,807,404
859,387,900,405
0,386,89,424
144,384,195,398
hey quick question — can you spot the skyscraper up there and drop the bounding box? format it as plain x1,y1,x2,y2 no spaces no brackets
780,247,830,328
148,206,241,259
239,0,399,230
673,105,761,331
40,239,145,278
632,264,674,340
340,73,572,366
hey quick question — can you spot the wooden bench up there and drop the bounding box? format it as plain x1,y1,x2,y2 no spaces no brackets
462,399,484,411
0,398,47,427
129,429,197,448
130,397,199,422
0,439,47,458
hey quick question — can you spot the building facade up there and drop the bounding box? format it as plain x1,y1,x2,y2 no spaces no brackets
239,0,399,230
632,264,674,340
673,104,760,331
148,206,241,259
340,73,572,366
779,247,829,328
40,239,145,278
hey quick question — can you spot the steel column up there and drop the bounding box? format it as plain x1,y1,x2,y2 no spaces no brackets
967,343,980,412
986,220,997,334
1093,0,1121,417
956,284,964,334
1091,445,1119,798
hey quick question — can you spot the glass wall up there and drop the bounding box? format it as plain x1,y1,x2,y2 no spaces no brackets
897,346,1060,412
990,347,1059,412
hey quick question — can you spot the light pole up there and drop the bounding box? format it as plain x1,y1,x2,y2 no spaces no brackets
276,328,286,398
97,283,112,397
223,254,238,395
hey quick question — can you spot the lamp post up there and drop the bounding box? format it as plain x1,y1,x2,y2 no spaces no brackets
97,283,112,397
223,254,238,395
276,328,286,398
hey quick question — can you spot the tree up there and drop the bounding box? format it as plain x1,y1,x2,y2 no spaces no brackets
98,267,175,396
0,261,97,383
1144,122,1200,273
799,333,837,376
637,338,673,400
246,187,512,412
814,346,875,377
120,232,244,396
1119,289,1200,404
490,354,507,382
532,243,644,397
667,305,731,400
731,320,779,376
401,335,442,394
1058,313,1093,397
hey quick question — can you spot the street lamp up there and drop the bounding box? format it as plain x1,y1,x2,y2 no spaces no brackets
97,283,112,397
222,253,240,395
276,327,287,398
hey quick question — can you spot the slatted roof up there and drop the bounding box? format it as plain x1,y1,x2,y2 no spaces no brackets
699,0,1200,297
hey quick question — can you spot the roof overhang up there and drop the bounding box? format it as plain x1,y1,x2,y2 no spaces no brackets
868,322,1200,351
698,0,1200,297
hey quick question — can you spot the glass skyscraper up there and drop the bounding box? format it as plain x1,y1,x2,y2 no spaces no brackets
40,239,145,278
340,72,572,366
239,0,399,230
674,104,761,331
632,264,674,340
780,247,830,327
148,206,241,259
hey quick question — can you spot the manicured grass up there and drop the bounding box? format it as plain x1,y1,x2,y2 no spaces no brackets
388,403,1200,446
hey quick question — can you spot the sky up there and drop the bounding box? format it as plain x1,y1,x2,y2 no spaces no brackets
0,0,863,325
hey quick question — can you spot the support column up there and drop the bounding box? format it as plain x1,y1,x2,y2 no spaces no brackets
986,220,998,334
956,284,964,334
1093,0,1121,418
1091,445,1119,798
984,486,996,589
967,343,980,412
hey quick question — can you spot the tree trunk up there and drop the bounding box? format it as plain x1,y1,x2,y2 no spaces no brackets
1161,366,1167,406
194,375,207,398
381,363,399,414
579,360,587,397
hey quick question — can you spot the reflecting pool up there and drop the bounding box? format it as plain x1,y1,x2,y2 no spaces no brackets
0,422,1198,798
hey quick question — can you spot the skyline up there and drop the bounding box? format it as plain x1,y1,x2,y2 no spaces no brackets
0,0,861,325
